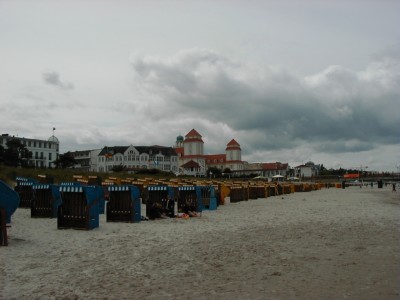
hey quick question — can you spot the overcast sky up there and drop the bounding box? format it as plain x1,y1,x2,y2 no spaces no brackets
1,0,399,172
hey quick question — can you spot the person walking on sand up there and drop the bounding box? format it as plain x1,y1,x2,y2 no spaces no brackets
392,183,397,192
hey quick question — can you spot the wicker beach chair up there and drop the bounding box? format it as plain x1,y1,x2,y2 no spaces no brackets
0,180,20,246
31,184,62,218
106,185,141,223
57,185,99,230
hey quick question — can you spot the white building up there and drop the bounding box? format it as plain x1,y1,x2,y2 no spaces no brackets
1,133,59,168
96,145,179,173
294,165,313,178
69,149,101,172
294,162,320,179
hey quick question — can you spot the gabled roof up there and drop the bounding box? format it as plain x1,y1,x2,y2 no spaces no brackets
181,160,200,169
135,145,178,156
99,146,129,156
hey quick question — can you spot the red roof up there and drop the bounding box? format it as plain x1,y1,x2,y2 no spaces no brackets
184,129,203,143
174,147,184,156
261,162,288,170
227,139,239,146
182,154,206,158
344,173,359,178
185,129,202,138
205,154,226,163
181,160,200,169
226,139,241,150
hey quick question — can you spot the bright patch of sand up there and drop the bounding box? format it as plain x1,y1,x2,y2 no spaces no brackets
1,186,399,299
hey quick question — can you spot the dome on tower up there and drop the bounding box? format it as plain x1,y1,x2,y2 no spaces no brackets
226,139,241,150
176,135,184,142
48,135,59,144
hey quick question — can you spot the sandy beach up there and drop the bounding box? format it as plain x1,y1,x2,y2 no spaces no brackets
1,185,399,300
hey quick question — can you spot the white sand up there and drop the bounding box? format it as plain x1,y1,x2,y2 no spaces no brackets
1,186,399,300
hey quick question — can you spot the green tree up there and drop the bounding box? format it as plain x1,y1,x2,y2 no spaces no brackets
319,164,329,175
0,145,4,163
54,152,77,169
3,138,32,167
223,168,231,174
207,167,222,178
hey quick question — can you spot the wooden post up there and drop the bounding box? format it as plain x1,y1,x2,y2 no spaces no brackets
0,208,8,246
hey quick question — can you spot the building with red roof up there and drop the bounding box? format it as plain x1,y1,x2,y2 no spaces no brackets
173,129,246,176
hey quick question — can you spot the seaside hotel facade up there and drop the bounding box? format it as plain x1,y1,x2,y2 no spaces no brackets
94,145,179,173
93,128,246,176
3,129,295,179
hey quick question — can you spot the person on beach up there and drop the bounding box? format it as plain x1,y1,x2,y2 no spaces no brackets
182,196,199,217
392,183,397,192
148,202,168,220
165,196,175,218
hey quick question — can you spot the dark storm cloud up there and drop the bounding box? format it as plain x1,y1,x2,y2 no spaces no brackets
42,71,74,90
131,48,400,154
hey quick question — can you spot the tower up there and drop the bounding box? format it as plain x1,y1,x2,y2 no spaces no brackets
183,129,204,156
226,139,241,162
175,134,184,148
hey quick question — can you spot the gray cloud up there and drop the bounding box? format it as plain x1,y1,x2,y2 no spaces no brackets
131,48,400,155
42,71,74,90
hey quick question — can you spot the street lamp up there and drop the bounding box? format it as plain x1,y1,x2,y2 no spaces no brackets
359,165,368,185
